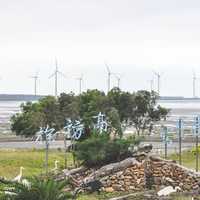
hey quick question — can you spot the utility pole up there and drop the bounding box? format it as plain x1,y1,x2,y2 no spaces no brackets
164,126,168,159
195,116,200,172
178,118,183,165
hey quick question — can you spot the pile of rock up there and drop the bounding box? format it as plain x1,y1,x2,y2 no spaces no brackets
63,154,200,193
150,157,200,191
101,163,145,192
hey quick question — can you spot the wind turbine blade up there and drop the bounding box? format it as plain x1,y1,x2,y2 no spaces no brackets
152,70,158,76
48,72,56,79
36,71,39,77
104,62,111,73
57,71,67,78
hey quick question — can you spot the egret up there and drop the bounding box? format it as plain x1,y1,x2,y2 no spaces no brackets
21,179,31,188
52,160,60,173
13,167,25,183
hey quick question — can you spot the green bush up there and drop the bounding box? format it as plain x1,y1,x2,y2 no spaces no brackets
191,145,200,155
74,133,140,167
0,177,70,200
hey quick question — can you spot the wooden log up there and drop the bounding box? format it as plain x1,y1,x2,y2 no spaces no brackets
83,157,140,182
63,166,88,177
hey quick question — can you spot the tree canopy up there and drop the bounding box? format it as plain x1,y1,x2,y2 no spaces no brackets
11,88,169,137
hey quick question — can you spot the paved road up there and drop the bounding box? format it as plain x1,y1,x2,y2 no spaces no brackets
143,141,194,155
0,140,195,155
0,140,70,149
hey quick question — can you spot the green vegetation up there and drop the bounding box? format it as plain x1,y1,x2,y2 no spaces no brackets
0,177,70,200
75,133,140,167
11,88,169,137
0,149,73,179
7,88,170,199
169,149,197,170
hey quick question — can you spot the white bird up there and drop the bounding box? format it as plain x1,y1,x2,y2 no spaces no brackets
21,179,31,188
13,167,25,183
4,191,16,196
157,186,181,196
52,160,60,172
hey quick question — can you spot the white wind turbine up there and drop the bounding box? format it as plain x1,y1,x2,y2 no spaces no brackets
105,62,114,93
193,70,197,98
30,71,39,96
49,58,66,98
114,73,123,89
76,74,84,94
153,70,163,96
148,79,154,92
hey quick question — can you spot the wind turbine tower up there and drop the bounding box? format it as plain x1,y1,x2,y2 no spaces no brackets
76,74,83,94
31,73,39,96
193,71,197,98
49,59,66,98
153,71,161,95
105,62,113,93
114,74,121,88
150,79,154,91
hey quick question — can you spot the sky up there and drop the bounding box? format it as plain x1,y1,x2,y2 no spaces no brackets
1,0,200,97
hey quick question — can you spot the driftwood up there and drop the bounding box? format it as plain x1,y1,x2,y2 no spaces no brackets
83,157,140,183
63,166,87,177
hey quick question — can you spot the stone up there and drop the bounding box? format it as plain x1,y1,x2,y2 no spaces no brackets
104,187,114,193
112,184,122,191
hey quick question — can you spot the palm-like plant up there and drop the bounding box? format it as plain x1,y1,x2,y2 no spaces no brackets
0,177,70,200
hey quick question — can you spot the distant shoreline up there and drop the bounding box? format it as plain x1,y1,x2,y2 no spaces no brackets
0,94,199,102
0,94,45,101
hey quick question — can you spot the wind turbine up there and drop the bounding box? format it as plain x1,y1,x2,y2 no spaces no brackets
105,62,113,93
49,58,66,98
31,72,39,96
153,71,162,95
114,73,122,88
193,70,197,98
148,79,154,92
76,74,83,94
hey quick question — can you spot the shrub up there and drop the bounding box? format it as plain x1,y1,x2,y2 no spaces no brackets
0,176,70,200
191,145,200,155
74,133,140,167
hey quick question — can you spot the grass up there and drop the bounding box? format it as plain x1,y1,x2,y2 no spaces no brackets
0,148,198,200
169,149,198,170
0,148,74,178
76,193,195,200
76,192,124,200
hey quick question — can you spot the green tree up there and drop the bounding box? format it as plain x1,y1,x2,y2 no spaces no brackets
130,90,169,135
11,96,63,137
58,92,79,121
107,87,133,122
79,89,107,126
107,107,122,137
38,96,63,129
75,133,139,167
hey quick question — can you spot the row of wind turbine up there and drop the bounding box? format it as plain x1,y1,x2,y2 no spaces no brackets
30,59,84,97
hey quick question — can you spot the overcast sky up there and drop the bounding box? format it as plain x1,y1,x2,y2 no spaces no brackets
1,0,200,97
